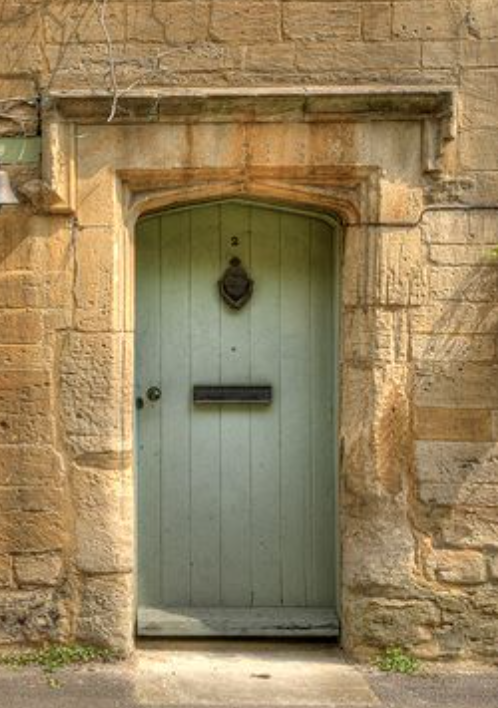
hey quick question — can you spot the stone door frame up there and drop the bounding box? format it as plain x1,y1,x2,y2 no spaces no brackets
42,88,455,653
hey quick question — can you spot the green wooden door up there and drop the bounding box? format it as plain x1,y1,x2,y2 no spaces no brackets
135,201,339,636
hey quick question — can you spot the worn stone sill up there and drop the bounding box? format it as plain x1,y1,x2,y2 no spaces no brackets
43,86,456,125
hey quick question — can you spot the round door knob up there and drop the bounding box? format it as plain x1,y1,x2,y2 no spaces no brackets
146,386,162,402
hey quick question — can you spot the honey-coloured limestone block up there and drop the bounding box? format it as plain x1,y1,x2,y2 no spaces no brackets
342,505,416,591
415,362,498,409
467,0,498,40
0,556,13,588
414,407,493,442
343,308,409,364
210,1,281,44
0,446,63,487
488,555,498,580
283,3,361,41
393,0,469,40
76,574,134,654
461,70,498,130
0,511,68,555
0,486,63,513
423,38,498,69
416,441,498,486
342,226,377,307
377,229,429,306
441,508,498,550
296,40,421,72
411,302,498,335
362,3,391,42
73,227,120,332
0,312,44,344
60,332,133,455
14,553,63,587
428,243,496,266
412,333,495,363
429,549,487,585
416,441,498,507
127,1,209,45
345,598,440,652
0,345,46,371
379,181,424,224
44,0,125,45
73,466,133,575
429,265,498,303
0,589,70,645
460,128,498,171
0,273,46,309
421,210,469,244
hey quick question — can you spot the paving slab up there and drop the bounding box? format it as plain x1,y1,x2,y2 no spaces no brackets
0,641,497,708
135,641,379,706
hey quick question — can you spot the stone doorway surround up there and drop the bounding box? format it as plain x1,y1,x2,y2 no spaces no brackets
39,87,456,655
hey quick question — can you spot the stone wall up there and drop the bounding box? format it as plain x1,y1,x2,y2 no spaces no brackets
0,0,497,661
342,209,498,661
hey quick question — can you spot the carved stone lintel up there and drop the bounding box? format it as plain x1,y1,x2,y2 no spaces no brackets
39,86,456,217
120,165,381,226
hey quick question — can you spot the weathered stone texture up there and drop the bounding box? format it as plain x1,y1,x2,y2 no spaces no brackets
489,555,498,580
415,362,498,409
416,441,498,508
345,598,440,654
211,1,281,44
0,557,13,588
283,3,362,41
0,0,497,664
377,229,429,306
343,505,416,591
73,466,133,574
60,333,133,455
427,549,487,585
76,574,134,654
14,553,63,587
415,408,493,442
393,0,469,41
362,3,391,42
128,1,210,45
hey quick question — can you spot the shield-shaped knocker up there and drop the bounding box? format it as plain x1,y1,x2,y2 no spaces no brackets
218,257,254,310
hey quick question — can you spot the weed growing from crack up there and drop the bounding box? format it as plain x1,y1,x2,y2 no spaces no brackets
375,647,420,674
0,644,119,687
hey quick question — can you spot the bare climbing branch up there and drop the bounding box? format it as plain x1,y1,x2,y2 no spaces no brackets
93,0,119,122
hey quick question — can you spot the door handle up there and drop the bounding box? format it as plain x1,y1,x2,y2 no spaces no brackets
146,386,162,402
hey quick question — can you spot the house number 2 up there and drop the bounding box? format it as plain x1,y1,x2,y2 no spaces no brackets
231,237,239,247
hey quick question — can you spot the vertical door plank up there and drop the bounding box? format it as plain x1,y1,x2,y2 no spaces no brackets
280,213,312,607
219,203,252,606
249,208,282,606
159,212,192,605
310,219,336,606
190,205,223,606
136,218,162,607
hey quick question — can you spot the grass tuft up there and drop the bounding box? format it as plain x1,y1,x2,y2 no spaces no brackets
375,647,420,674
0,643,118,680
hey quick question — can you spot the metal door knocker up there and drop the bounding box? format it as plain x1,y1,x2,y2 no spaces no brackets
218,257,254,310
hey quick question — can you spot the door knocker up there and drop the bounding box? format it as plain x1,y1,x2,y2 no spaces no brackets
218,257,254,310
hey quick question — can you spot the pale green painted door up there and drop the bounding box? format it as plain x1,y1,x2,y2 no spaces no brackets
135,201,339,636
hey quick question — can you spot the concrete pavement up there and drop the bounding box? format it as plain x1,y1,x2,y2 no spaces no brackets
0,641,497,708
